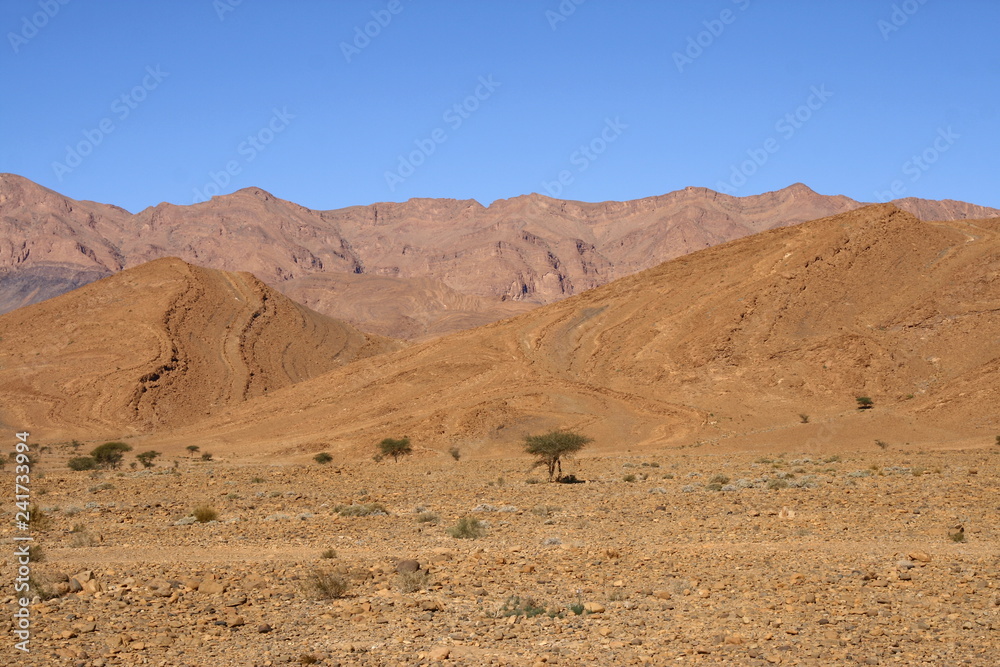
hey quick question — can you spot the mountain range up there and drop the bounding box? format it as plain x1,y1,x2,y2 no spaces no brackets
3,173,996,338
3,197,996,457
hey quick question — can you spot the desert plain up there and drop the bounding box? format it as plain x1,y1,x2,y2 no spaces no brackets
1,178,999,665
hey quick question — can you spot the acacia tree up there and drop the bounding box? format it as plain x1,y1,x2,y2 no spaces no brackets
378,437,412,462
523,430,591,482
90,441,133,470
136,450,161,468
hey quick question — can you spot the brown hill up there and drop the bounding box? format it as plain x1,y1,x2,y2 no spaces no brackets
0,257,400,440
140,205,1000,460
3,173,998,338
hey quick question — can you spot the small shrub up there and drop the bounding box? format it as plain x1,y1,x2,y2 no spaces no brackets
186,445,200,457
767,479,789,490
995,435,1000,447
313,452,333,464
28,505,51,531
68,456,97,471
709,474,730,485
525,477,541,484
875,440,889,450
950,531,966,543
569,602,586,615
530,505,561,517
799,413,810,424
415,511,440,524
448,446,461,461
299,655,320,665
27,575,58,601
70,526,97,547
320,548,337,559
308,570,349,599
192,505,218,523
250,476,265,483
496,595,551,618
447,516,486,539
28,544,45,562
335,503,388,517
200,452,214,461
856,396,874,410
622,474,637,483
396,569,431,593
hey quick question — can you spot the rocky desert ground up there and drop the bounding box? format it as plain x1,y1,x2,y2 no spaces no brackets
3,443,999,666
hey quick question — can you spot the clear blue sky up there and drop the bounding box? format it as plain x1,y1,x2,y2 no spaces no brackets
2,0,998,213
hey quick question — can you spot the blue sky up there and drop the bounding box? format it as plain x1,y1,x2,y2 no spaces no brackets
1,0,998,213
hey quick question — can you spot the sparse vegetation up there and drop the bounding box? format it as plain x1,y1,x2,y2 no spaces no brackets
186,445,200,457
200,452,214,461
875,439,890,450
320,549,337,559
313,452,333,464
448,445,461,461
622,473,637,482
447,516,486,539
90,441,132,469
378,437,412,462
495,595,554,618
28,504,51,531
192,505,218,523
856,396,874,410
523,429,592,481
415,511,440,524
335,503,388,517
799,413,810,423
136,450,161,468
767,479,789,490
307,570,349,599
70,526,97,548
396,569,431,593
68,456,98,471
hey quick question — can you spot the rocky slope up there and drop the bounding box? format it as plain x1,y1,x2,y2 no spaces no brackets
0,257,400,440
136,205,1000,460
